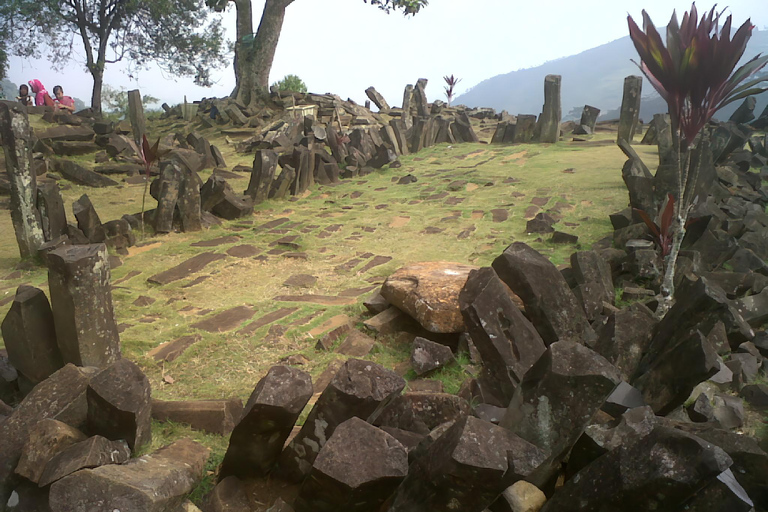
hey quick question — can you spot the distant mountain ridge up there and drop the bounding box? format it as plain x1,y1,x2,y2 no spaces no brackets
454,30,768,122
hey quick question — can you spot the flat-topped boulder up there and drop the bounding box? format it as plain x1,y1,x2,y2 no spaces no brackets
381,261,478,333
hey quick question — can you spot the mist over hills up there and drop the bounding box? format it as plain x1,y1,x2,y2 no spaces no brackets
454,30,768,122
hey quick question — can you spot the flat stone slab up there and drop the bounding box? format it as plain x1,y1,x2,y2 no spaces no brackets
339,286,378,297
359,256,393,274
255,218,290,231
191,306,256,333
491,209,509,222
531,197,550,207
283,274,318,288
147,335,201,363
273,295,357,306
147,253,226,285
238,307,299,335
133,296,156,307
226,245,259,258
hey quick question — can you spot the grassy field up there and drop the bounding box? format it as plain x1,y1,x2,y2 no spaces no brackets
0,113,671,501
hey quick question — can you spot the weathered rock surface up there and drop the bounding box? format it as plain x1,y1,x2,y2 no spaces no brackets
1,285,63,387
381,261,478,333
38,435,131,487
47,244,121,368
492,242,596,345
500,341,621,488
540,427,732,512
14,418,87,484
294,417,408,512
410,337,454,375
373,392,470,435
460,267,546,403
48,438,209,512
151,398,243,435
219,365,312,480
87,358,151,451
387,415,546,512
277,359,405,482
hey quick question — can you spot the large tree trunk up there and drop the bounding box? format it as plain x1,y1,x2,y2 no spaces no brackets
231,0,253,104
90,66,104,114
236,0,294,106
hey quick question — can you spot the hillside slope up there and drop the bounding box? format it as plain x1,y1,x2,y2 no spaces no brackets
455,30,768,121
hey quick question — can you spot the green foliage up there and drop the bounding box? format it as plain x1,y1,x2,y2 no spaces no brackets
0,0,227,108
272,74,307,94
101,85,159,120
364,0,428,15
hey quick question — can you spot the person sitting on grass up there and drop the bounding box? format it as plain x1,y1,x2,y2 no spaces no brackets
52,85,75,113
16,84,33,106
28,79,52,106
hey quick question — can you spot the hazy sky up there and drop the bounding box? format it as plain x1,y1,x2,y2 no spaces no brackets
6,1,768,109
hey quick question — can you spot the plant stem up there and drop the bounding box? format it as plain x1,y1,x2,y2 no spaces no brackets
141,178,148,239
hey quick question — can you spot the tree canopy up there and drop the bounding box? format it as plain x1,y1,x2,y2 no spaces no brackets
0,0,227,111
208,0,428,106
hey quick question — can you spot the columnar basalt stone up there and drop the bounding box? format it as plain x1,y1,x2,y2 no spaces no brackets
277,359,405,483
127,89,146,144
535,75,561,143
573,105,600,135
593,302,657,381
459,267,546,403
410,337,454,375
246,149,279,203
570,250,615,321
48,438,209,512
177,166,202,232
389,119,410,155
37,181,68,242
269,165,296,200
14,418,87,484
387,416,546,512
434,116,456,144
154,162,181,233
500,341,621,488
53,158,119,187
0,364,95,509
540,427,732,512
47,244,121,368
566,406,658,477
72,194,106,243
513,114,536,143
401,85,414,129
492,242,596,346
617,75,643,143
0,100,45,259
294,418,409,512
413,83,430,117
632,330,719,415
365,87,391,112
152,398,243,436
200,174,229,212
451,112,479,143
39,435,131,487
373,392,470,435
291,145,313,195
219,366,312,480
87,359,151,452
684,469,755,512
380,124,402,155
1,285,64,386
408,117,427,154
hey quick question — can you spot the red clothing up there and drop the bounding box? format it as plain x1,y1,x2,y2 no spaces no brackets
55,95,75,109
28,79,48,106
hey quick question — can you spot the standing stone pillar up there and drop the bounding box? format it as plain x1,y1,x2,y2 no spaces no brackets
127,89,146,145
617,76,643,143
37,181,68,242
535,75,561,143
401,85,414,130
245,149,279,203
574,105,601,134
154,163,181,233
1,285,64,389
0,101,45,259
47,244,121,368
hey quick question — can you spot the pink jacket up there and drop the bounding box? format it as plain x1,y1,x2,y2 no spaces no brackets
28,79,48,106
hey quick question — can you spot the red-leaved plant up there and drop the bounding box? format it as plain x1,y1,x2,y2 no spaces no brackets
628,4,768,311
138,134,160,238
444,75,461,106
635,194,676,257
